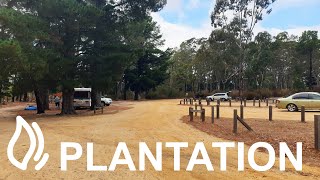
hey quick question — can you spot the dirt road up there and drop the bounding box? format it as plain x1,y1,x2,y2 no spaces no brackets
0,100,319,179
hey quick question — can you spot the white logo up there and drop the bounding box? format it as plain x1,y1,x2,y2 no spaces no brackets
7,116,49,170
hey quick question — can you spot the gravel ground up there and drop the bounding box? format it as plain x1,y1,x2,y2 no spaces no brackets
0,100,319,179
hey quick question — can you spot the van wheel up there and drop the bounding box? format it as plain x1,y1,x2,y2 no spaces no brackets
287,104,298,112
101,102,106,106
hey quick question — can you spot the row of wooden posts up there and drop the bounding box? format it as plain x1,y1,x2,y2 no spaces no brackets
180,98,275,108
188,104,320,150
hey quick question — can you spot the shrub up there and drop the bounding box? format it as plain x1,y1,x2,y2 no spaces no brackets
146,85,184,99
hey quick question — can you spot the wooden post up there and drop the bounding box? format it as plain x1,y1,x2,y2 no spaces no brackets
211,106,215,124
195,103,198,117
217,100,220,106
315,115,320,150
191,99,193,105
301,106,306,123
184,99,186,105
259,99,261,107
266,98,269,106
244,99,247,107
240,105,244,120
189,107,194,122
102,106,104,114
180,100,182,105
269,105,273,121
199,99,202,105
201,109,205,122
207,99,210,106
253,98,256,106
229,99,232,107
233,109,238,134
94,106,96,114
240,99,243,106
217,105,220,119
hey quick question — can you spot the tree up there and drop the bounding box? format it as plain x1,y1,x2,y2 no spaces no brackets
0,40,22,103
297,31,319,89
123,18,170,100
211,0,276,96
0,7,55,114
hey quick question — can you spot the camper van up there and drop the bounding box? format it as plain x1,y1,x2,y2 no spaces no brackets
74,88,92,109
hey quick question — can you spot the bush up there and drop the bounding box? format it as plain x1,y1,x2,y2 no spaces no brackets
272,89,292,97
243,91,259,100
146,85,184,99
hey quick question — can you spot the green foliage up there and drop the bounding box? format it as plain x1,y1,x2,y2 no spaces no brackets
0,40,22,98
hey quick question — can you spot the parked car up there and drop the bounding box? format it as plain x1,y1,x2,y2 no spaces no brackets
101,96,112,106
206,93,231,102
276,92,320,112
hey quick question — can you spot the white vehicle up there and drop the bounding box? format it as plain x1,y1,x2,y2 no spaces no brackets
206,93,231,102
101,96,112,106
74,88,92,108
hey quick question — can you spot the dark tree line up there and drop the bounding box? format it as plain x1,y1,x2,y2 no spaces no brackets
0,0,171,114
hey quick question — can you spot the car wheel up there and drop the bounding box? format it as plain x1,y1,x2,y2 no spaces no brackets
107,104,110,106
221,98,226,101
101,102,106,106
287,104,298,112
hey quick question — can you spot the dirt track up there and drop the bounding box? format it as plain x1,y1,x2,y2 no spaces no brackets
0,100,320,179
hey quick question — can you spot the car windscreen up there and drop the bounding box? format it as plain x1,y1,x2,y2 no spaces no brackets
74,91,90,99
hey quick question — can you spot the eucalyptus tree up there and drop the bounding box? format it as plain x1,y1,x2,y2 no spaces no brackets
211,0,276,95
297,31,319,89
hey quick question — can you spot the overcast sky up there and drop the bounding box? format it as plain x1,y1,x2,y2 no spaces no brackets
151,0,320,49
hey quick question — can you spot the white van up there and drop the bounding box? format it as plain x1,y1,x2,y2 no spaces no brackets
74,88,92,108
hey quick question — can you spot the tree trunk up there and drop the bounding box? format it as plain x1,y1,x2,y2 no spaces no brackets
34,88,46,114
61,87,76,115
23,93,28,102
91,89,102,110
134,91,139,101
44,90,49,110
11,96,15,103
309,50,313,90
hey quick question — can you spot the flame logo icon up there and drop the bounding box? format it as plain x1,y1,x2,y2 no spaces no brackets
7,116,49,170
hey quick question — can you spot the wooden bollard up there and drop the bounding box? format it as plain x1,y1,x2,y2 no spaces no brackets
229,99,232,107
233,109,238,134
195,103,198,117
189,107,194,121
217,100,220,106
199,99,202,105
315,115,320,150
253,99,256,106
191,99,193,105
269,105,273,121
201,109,205,122
301,106,306,123
266,98,269,106
184,99,186,105
240,105,244,120
259,99,261,107
244,99,247,107
211,106,215,124
240,99,243,105
207,99,210,106
217,105,220,119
